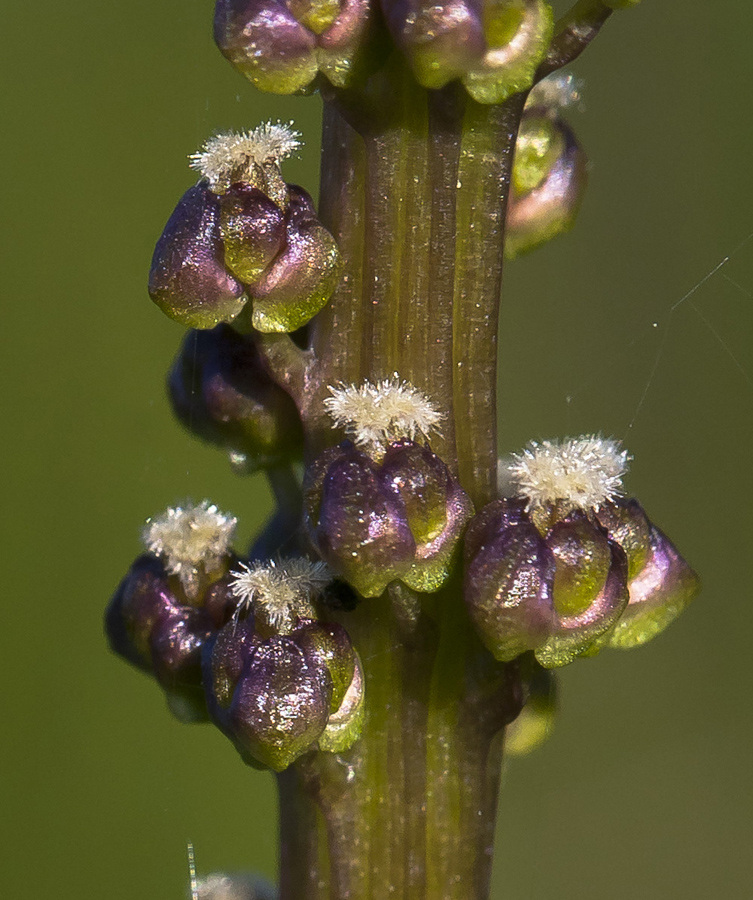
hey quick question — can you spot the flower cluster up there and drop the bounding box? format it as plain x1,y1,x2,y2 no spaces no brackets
214,0,376,94
204,606,364,770
106,503,364,768
305,380,472,596
149,126,342,333
466,437,698,668
106,502,240,721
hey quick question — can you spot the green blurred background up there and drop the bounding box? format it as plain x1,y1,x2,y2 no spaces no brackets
2,1,751,897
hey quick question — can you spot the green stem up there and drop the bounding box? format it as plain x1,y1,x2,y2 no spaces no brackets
278,60,527,900
281,581,520,900
539,0,613,78
452,95,526,507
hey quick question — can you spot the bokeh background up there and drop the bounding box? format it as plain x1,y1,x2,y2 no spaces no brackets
2,1,751,897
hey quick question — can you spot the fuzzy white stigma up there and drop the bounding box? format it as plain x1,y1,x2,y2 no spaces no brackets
508,435,629,512
526,72,584,112
230,558,331,632
189,122,301,191
143,501,236,598
324,377,443,454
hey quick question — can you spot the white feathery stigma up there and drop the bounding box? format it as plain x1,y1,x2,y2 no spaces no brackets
189,122,301,191
324,376,443,454
143,501,237,598
508,435,629,512
230,558,331,631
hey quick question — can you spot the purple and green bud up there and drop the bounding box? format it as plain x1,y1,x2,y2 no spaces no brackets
105,554,238,722
214,0,375,95
149,183,247,329
463,499,556,662
305,440,472,597
295,621,356,712
380,440,474,592
505,112,588,259
204,616,363,770
306,442,417,597
168,324,303,473
248,186,343,333
231,635,332,770
595,500,699,649
382,0,554,103
220,184,287,283
534,515,628,667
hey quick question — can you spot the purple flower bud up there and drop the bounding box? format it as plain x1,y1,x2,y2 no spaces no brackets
149,606,214,684
464,500,556,662
106,555,178,671
214,0,374,94
305,442,416,597
534,514,629,668
380,440,473,592
248,186,343,333
106,554,238,721
204,619,261,718
204,617,363,765
149,183,247,329
601,516,699,650
380,0,484,89
168,324,303,472
505,114,588,259
219,184,287,283
382,0,554,103
228,635,332,770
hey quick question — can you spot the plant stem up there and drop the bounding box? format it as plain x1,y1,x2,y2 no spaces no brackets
282,58,527,899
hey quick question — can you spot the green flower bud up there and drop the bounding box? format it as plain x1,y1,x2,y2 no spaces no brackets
249,186,343,333
380,440,474,593
534,515,629,668
219,184,287,283
317,651,365,753
382,0,554,104
505,661,557,756
505,114,588,259
295,621,356,712
601,515,699,650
